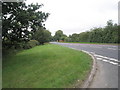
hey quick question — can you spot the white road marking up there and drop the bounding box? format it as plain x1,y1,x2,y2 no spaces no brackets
109,58,119,62
94,54,119,62
90,52,95,54
90,46,102,48
109,61,118,65
96,58,119,66
96,57,102,60
94,54,119,66
102,59,109,62
111,46,117,48
81,50,89,54
75,49,119,66
108,48,117,50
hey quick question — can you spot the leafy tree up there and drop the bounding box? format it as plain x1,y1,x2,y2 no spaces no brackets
67,20,119,43
32,27,52,44
79,32,90,42
53,30,68,42
60,34,67,41
2,2,49,48
70,33,79,42
54,30,63,41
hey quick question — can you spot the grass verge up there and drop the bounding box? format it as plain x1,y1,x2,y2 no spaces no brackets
62,42,119,45
3,44,92,88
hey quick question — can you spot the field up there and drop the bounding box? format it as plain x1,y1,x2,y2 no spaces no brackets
3,44,92,88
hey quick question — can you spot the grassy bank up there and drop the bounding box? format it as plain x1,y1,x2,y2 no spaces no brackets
3,44,92,88
62,42,119,45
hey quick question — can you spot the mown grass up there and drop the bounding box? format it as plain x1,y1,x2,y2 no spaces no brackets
62,42,119,45
3,44,92,88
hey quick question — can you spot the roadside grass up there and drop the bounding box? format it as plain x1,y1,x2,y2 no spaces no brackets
62,42,119,45
3,44,92,88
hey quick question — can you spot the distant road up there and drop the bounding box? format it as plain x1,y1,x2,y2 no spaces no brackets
51,42,119,88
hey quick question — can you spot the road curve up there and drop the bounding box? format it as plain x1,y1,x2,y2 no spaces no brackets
51,42,119,88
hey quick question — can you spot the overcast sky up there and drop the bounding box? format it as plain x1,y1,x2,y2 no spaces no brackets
26,0,118,36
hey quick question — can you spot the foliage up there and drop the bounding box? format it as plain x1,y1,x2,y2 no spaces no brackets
32,27,52,44
24,40,39,49
53,30,67,41
68,20,119,43
2,2,49,48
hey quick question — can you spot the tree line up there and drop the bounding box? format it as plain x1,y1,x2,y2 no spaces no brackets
53,20,119,43
2,1,119,52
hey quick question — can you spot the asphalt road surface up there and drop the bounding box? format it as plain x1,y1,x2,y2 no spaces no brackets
51,42,119,88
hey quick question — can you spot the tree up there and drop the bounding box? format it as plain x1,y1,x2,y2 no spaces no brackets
78,32,90,42
66,20,119,43
70,33,79,42
2,2,49,48
60,34,67,41
32,27,52,44
53,30,68,42
54,30,63,41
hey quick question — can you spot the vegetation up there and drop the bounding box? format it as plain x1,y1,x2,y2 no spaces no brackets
2,1,118,51
53,20,119,44
2,1,118,88
62,42,119,45
32,27,52,44
3,44,92,88
53,30,67,42
2,1,50,50
24,40,39,49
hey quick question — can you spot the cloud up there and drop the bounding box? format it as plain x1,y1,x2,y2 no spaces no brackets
26,0,118,36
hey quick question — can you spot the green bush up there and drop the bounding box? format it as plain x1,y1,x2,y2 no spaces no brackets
3,40,39,57
23,40,39,49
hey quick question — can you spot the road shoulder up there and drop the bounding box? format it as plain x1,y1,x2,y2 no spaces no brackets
81,50,97,88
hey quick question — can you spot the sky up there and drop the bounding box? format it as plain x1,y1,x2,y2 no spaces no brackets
25,0,119,36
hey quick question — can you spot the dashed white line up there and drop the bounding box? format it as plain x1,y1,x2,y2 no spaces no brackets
90,52,95,54
111,46,117,48
96,57,102,60
95,54,119,66
97,58,119,66
73,49,119,66
108,48,117,50
102,59,109,62
90,46,102,48
94,54,119,62
109,61,118,65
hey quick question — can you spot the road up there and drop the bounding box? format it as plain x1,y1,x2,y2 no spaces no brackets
51,42,119,88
